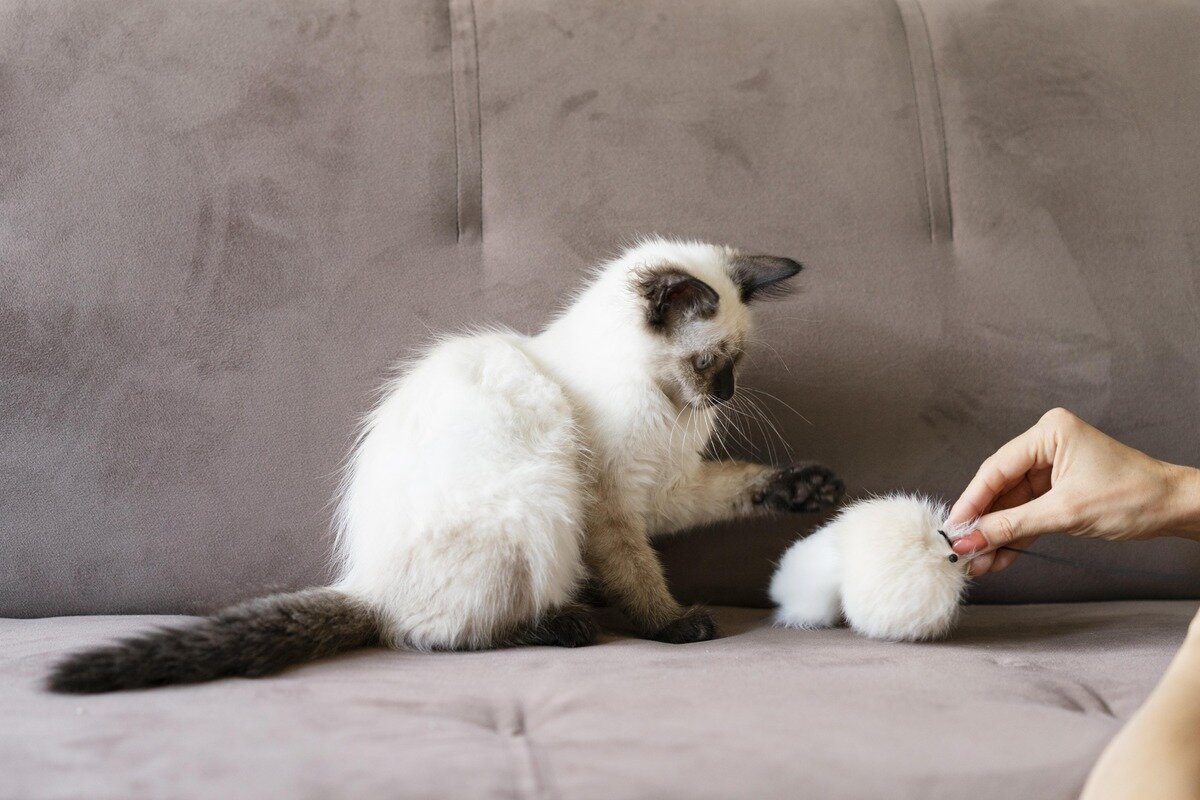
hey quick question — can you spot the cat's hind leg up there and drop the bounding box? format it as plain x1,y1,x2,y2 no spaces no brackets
510,603,597,648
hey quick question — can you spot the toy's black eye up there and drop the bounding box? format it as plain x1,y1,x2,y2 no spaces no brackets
693,353,714,370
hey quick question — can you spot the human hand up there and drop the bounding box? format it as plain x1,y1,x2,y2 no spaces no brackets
947,408,1200,576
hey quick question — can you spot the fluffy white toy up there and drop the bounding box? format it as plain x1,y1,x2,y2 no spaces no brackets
770,494,970,641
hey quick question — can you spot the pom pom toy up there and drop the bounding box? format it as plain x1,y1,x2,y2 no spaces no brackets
770,494,970,641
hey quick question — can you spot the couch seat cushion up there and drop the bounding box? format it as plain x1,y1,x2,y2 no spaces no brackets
3,601,1195,800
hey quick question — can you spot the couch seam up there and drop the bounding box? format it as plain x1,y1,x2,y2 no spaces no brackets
500,705,552,800
893,0,953,242
448,0,483,242
507,730,551,800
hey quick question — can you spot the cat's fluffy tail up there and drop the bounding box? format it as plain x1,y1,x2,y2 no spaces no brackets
46,588,379,694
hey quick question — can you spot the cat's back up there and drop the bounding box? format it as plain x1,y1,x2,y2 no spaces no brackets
348,329,582,504
401,329,574,439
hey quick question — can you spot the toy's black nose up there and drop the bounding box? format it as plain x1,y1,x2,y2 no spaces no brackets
711,361,735,404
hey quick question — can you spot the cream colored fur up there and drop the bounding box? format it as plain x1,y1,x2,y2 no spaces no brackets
771,495,970,641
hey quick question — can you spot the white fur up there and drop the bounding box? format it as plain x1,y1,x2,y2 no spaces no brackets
769,523,842,629
333,239,753,649
771,495,969,641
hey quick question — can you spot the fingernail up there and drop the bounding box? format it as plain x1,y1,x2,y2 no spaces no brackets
952,531,987,555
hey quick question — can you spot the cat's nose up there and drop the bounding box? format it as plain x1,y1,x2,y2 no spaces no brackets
710,361,736,404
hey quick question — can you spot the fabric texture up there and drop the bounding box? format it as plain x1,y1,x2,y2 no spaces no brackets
2,602,1196,800
2,0,1199,617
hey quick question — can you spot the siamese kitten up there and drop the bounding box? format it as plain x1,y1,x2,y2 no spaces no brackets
49,238,843,693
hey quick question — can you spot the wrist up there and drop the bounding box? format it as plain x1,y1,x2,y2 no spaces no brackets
1161,463,1200,540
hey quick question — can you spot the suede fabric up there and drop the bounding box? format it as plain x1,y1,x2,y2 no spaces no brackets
2,0,1199,617
2,603,1197,800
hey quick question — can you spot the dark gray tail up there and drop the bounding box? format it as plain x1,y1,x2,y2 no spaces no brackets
47,588,379,694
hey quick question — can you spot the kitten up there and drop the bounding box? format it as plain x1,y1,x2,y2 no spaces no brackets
48,238,843,693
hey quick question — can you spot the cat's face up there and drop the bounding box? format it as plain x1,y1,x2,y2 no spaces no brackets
632,243,801,409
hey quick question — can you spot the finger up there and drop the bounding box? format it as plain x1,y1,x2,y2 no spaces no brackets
972,496,1065,550
948,425,1055,525
989,548,1021,572
991,479,1035,513
967,551,995,577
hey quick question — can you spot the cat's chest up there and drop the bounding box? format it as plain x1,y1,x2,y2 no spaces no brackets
612,412,709,494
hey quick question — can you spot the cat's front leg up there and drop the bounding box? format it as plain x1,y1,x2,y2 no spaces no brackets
752,462,845,515
647,461,845,536
584,510,717,644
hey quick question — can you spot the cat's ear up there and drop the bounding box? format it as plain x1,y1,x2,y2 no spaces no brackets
729,255,803,302
636,268,720,331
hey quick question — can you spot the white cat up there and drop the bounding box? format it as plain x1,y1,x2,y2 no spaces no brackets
50,238,843,692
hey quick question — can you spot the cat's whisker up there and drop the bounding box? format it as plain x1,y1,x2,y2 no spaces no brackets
718,401,757,457
758,315,816,325
720,407,748,462
730,393,776,465
742,385,814,427
750,397,798,464
742,337,791,372
688,405,703,457
666,402,689,452
712,413,737,462
733,400,768,462
753,394,798,463
739,391,795,463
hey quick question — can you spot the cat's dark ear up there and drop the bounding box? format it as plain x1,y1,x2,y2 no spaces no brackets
729,255,803,302
636,268,720,332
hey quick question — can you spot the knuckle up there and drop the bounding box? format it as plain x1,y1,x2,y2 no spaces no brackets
976,457,1008,493
990,514,1021,544
1040,407,1077,429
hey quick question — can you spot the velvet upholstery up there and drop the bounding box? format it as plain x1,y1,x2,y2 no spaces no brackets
1,1,1197,608
2,0,1199,618
2,603,1197,800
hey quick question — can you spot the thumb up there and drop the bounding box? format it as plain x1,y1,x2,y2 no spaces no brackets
956,496,1064,554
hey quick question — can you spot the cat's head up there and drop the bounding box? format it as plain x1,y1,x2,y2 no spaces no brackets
627,239,801,409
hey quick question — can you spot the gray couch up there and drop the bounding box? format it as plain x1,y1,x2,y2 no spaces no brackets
2,1,1198,798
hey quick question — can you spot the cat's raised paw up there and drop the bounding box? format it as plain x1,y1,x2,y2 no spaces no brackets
757,464,845,514
651,607,718,644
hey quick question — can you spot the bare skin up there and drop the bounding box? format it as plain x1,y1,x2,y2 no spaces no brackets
949,408,1200,800
1079,614,1200,800
947,407,1200,576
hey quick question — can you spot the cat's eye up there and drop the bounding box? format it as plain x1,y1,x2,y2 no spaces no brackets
693,353,714,370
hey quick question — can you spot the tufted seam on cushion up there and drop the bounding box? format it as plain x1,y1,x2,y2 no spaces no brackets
894,0,953,242
494,703,551,799
449,0,484,242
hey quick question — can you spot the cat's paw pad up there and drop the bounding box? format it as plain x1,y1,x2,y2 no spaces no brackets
756,464,845,513
651,607,718,644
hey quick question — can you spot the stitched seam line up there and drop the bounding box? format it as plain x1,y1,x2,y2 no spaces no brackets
496,703,550,800
914,0,952,240
469,0,483,238
894,0,953,242
447,1,461,242
507,729,549,800
448,0,483,242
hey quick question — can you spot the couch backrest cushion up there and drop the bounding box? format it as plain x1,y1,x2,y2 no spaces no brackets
2,0,1197,615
